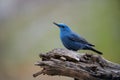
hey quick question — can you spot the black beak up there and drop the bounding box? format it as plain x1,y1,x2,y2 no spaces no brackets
53,22,59,27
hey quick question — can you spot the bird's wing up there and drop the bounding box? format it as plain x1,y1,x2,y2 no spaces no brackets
67,33,95,46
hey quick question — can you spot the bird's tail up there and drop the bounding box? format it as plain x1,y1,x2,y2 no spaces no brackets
85,46,103,55
89,47,103,55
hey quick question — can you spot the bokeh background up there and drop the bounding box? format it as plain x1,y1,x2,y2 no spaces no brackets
0,0,120,80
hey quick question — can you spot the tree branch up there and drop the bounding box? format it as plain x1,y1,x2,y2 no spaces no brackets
33,48,120,80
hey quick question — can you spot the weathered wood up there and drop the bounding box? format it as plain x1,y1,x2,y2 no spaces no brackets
33,48,120,80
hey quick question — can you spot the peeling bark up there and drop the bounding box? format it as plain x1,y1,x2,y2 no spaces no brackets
33,48,120,80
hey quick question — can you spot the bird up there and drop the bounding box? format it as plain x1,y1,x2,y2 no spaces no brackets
53,22,102,55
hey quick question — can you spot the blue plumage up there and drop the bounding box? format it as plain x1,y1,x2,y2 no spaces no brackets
53,22,102,54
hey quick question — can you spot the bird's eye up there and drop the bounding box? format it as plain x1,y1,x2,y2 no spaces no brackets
61,26,65,28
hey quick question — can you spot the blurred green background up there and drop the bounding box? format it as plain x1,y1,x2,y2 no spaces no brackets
0,0,120,80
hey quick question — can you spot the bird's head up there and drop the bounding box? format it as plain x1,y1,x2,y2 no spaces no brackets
53,22,72,32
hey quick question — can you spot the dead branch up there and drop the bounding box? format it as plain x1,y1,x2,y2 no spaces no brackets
33,48,120,80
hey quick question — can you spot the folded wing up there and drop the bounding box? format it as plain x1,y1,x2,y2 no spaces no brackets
67,33,95,47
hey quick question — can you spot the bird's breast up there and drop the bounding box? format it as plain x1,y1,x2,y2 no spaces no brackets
60,34,83,51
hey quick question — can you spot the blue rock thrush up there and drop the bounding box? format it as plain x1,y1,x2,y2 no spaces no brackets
53,22,102,55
